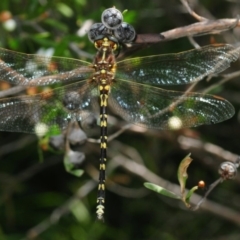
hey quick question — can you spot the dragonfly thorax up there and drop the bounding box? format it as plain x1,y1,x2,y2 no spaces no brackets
92,37,117,86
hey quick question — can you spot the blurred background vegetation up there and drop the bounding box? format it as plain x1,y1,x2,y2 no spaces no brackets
0,0,240,239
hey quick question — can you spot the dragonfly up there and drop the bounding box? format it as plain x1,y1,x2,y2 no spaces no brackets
0,7,238,220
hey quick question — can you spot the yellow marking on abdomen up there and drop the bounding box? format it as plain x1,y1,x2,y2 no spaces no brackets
100,120,107,127
100,142,107,148
100,94,108,107
98,184,105,190
99,163,106,170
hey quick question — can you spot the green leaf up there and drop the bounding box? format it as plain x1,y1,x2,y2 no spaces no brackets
122,10,137,24
144,183,180,199
69,199,90,223
177,153,192,196
64,151,84,177
32,32,50,38
56,3,74,17
185,186,199,207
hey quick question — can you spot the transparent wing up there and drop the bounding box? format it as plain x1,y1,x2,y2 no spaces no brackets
0,80,100,134
116,44,239,85
109,79,234,129
0,48,94,86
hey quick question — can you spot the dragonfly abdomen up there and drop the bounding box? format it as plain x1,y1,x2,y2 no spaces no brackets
96,85,110,220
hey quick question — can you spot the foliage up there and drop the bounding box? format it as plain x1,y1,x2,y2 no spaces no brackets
0,0,240,240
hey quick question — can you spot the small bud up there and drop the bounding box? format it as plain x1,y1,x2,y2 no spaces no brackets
218,161,237,180
198,180,205,188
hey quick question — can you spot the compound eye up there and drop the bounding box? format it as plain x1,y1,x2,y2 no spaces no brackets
88,23,106,42
114,22,136,43
101,7,123,29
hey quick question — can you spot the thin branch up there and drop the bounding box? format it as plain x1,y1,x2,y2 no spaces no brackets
0,85,26,98
180,0,207,21
202,70,240,94
112,154,240,226
178,135,239,163
23,180,97,240
135,18,239,44
88,123,133,144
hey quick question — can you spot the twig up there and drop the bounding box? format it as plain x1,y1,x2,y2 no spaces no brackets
0,85,26,98
112,154,240,226
180,0,207,21
87,123,132,144
23,180,97,240
178,135,239,163
135,18,239,44
202,70,240,94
